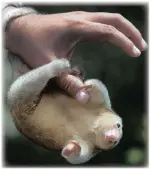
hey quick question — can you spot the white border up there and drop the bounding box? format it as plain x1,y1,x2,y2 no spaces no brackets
1,0,150,4
0,0,149,168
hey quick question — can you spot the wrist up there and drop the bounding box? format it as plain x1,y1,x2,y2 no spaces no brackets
5,13,38,54
3,4,38,54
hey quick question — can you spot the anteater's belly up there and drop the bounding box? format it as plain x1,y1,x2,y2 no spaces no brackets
11,93,77,150
11,92,97,150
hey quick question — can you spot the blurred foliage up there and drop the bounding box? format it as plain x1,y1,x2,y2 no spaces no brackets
125,148,144,165
4,4,148,167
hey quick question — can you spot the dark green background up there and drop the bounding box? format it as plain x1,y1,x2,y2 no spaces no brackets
4,4,148,167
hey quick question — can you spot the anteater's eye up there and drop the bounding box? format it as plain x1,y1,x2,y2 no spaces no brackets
117,123,121,128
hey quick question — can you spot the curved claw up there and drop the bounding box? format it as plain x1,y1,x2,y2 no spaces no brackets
70,66,85,80
79,84,93,92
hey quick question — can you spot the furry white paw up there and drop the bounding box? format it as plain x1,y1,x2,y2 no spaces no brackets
61,139,93,164
84,79,101,91
84,79,111,107
61,141,81,159
51,59,71,76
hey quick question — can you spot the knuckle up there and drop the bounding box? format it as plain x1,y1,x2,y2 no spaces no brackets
64,17,83,30
114,13,123,21
63,11,88,30
72,11,87,15
128,40,134,47
103,25,117,35
138,31,142,39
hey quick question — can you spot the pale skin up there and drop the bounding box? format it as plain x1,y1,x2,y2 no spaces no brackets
5,11,147,97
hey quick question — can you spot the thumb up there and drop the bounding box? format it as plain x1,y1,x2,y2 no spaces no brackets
55,74,90,103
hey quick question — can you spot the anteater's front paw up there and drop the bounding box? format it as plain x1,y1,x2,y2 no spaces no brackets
52,59,71,76
61,140,81,159
83,79,103,104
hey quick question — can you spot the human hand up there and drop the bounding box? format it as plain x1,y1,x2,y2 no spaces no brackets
5,11,147,100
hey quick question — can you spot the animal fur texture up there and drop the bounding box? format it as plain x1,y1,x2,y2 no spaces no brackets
6,52,123,164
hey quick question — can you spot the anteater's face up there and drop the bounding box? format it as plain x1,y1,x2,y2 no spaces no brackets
93,112,123,150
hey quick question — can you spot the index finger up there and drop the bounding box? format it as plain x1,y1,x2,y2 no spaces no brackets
80,12,147,51
75,21,141,57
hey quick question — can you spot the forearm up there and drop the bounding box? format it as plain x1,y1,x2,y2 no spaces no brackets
3,3,41,68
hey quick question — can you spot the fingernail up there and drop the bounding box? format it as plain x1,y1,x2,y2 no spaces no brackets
76,91,89,103
133,46,141,56
141,39,147,51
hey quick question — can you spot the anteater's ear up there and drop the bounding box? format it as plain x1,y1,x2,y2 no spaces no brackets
70,66,85,80
61,141,81,158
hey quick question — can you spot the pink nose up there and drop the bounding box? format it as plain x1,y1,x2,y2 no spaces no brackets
104,129,119,142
